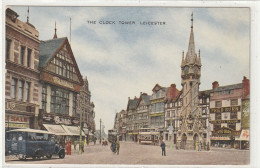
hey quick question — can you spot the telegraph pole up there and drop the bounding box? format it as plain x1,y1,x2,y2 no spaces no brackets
100,118,102,144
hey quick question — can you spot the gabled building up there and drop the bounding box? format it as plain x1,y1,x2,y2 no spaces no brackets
126,97,139,142
150,84,167,137
163,84,181,143
5,8,41,130
38,29,84,133
135,92,150,130
209,77,250,148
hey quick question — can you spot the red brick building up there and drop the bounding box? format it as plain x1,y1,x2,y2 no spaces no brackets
5,8,41,130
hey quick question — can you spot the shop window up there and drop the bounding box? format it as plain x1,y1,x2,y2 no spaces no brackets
230,112,237,119
214,124,221,131
11,78,17,99
50,86,69,114
228,124,236,130
25,82,30,102
20,46,25,65
215,113,221,120
27,48,32,67
73,93,77,116
215,101,222,107
42,84,47,111
18,80,24,100
6,39,11,60
231,99,238,106
202,107,207,115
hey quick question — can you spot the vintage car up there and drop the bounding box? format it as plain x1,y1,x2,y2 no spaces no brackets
5,128,65,160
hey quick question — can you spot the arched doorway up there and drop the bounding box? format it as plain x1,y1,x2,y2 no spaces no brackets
193,133,199,150
181,133,187,149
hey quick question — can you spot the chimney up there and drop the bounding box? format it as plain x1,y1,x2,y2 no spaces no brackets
242,76,250,97
140,92,142,96
171,84,176,88
128,97,130,101
212,81,219,89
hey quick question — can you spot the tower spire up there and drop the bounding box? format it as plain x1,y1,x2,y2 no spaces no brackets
53,21,57,39
186,12,196,63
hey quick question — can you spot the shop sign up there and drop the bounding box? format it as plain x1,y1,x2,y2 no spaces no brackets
210,106,240,113
216,128,232,134
54,116,72,125
150,112,164,117
5,114,30,128
6,102,16,110
151,98,164,104
53,76,74,89
211,137,230,140
211,120,240,124
6,115,29,123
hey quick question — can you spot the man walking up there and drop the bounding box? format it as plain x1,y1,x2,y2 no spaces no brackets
160,140,166,156
116,140,120,155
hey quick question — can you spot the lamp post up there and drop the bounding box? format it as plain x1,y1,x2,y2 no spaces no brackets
100,118,102,144
79,103,83,154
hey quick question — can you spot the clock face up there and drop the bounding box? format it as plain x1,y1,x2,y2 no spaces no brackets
184,66,189,75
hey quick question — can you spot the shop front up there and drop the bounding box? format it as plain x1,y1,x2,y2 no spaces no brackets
235,129,249,150
211,127,240,148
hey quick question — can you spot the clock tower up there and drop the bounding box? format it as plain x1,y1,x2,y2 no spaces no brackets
177,13,203,150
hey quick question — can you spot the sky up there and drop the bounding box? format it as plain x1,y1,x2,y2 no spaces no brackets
9,6,250,133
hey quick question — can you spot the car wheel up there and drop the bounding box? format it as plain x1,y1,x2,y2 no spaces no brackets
46,154,52,159
58,151,65,158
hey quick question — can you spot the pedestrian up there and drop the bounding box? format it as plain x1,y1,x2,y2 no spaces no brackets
94,137,96,145
198,141,201,151
160,140,166,156
110,140,116,153
116,140,120,155
81,141,84,152
73,140,77,150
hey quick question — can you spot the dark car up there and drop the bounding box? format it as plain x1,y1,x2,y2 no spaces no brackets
5,128,65,160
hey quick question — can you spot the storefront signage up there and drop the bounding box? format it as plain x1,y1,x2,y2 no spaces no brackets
54,116,72,125
211,137,230,140
216,128,232,134
210,106,240,113
151,98,164,104
53,76,74,89
6,102,16,110
150,112,164,117
211,120,240,124
5,114,30,128
40,72,81,92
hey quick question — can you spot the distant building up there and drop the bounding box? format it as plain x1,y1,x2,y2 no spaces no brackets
118,109,127,141
150,84,167,137
163,84,181,143
126,97,139,142
77,76,95,140
5,8,41,130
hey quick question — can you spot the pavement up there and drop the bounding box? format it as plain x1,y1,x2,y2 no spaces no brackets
4,141,249,166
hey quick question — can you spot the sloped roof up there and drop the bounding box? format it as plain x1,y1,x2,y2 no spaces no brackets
211,83,242,92
127,98,139,110
136,93,150,108
39,37,67,67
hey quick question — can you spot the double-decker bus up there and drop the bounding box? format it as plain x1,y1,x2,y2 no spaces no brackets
138,128,160,145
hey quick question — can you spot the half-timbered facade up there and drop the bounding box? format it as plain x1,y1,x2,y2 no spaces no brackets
38,34,83,129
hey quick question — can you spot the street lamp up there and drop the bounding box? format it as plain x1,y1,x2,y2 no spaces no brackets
79,101,83,154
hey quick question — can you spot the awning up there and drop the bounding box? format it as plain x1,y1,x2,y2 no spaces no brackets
236,129,249,141
43,124,68,136
61,125,85,136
